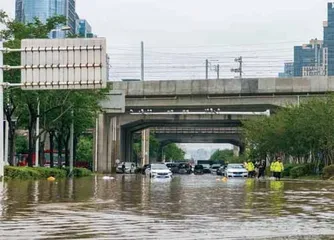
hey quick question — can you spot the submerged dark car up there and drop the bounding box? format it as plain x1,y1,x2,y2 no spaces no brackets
166,163,179,174
141,164,150,175
194,165,204,175
178,163,192,174
202,164,212,174
217,166,227,176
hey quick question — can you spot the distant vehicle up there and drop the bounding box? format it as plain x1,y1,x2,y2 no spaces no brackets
116,162,136,174
211,164,221,173
165,163,179,174
202,164,212,174
145,164,173,179
217,166,227,176
177,163,192,174
194,165,204,175
224,164,248,178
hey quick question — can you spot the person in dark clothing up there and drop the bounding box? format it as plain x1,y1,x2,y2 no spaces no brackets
258,159,266,179
122,162,126,173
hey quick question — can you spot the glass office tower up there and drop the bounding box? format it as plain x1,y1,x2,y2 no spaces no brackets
15,0,79,38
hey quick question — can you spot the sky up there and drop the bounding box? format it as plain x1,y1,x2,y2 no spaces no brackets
1,0,330,81
1,0,331,155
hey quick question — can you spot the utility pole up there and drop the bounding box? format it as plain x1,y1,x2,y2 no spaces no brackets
216,64,220,79
205,59,209,79
141,41,144,81
231,56,243,79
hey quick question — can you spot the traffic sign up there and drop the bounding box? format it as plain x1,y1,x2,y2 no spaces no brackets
20,38,107,90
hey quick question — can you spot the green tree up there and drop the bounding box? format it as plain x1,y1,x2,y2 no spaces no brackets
210,149,234,162
163,143,185,162
15,135,28,154
242,95,334,166
76,136,93,163
0,12,67,166
133,131,161,162
0,11,108,167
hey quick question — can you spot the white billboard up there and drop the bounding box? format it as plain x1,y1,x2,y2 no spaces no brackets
21,38,107,90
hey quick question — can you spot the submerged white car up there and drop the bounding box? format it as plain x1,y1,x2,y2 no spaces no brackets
224,164,248,178
145,164,173,179
116,162,136,174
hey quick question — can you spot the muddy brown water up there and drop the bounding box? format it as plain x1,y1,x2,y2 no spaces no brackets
0,175,334,239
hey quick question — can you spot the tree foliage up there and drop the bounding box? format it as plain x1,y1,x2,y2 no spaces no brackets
242,95,334,166
163,143,185,162
76,136,93,162
210,149,234,161
0,11,107,167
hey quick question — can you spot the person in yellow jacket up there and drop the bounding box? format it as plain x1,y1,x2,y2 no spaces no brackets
273,157,284,181
246,160,255,178
270,161,275,177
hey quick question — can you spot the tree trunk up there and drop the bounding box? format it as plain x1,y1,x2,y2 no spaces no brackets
64,137,69,167
8,126,15,166
57,135,62,168
73,136,78,167
50,131,54,168
27,104,37,167
40,140,45,167
27,124,35,167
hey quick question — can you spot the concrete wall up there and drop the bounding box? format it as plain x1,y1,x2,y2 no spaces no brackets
112,77,334,96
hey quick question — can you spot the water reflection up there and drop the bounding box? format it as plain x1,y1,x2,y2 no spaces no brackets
0,176,334,239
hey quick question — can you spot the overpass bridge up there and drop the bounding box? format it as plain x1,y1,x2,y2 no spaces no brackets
95,77,333,173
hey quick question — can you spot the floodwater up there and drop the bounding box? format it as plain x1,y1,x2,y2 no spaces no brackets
0,175,334,240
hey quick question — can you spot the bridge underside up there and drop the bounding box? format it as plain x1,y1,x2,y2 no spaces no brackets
95,113,247,173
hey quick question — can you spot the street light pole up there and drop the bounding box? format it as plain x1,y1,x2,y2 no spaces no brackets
4,120,9,166
35,97,40,167
69,109,74,176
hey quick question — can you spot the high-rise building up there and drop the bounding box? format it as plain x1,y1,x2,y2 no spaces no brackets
324,2,334,75
293,39,325,77
278,62,294,78
76,19,92,38
15,0,94,39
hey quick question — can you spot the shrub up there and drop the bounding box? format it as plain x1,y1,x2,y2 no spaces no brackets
34,167,67,178
5,166,41,180
323,165,334,180
73,168,92,177
290,165,308,178
283,164,298,177
64,167,92,177
5,166,90,180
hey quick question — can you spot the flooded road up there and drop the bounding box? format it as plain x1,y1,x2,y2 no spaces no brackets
1,175,334,239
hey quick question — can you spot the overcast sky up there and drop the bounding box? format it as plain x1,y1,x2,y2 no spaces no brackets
1,0,328,46
1,0,331,153
1,1,329,80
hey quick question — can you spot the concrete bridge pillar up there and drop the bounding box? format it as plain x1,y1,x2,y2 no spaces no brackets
141,129,150,166
95,114,122,173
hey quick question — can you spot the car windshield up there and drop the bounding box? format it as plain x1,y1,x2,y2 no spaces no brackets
228,165,244,169
195,165,203,169
151,164,168,170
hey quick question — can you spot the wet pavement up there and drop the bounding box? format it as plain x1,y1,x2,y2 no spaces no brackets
0,174,334,239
